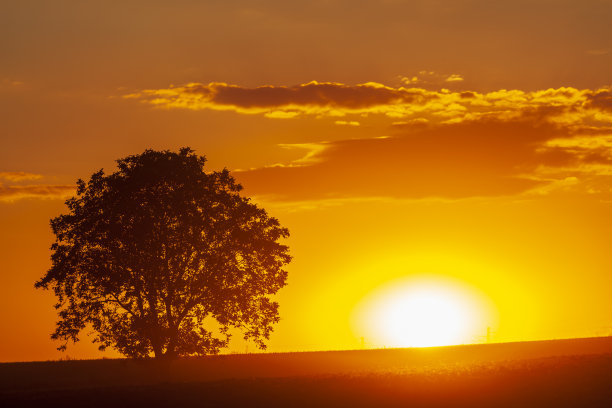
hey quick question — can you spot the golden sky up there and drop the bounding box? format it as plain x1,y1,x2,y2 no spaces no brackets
2,0,612,361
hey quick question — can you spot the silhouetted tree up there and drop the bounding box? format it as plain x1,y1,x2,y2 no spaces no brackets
35,148,291,358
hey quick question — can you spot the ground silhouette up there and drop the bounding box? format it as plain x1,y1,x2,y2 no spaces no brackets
2,337,612,407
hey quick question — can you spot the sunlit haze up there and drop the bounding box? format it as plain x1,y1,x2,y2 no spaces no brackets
2,0,612,362
353,276,496,348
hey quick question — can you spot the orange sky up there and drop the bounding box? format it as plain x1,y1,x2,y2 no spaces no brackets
2,0,612,362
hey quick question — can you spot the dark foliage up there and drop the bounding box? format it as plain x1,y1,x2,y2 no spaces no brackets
35,148,290,358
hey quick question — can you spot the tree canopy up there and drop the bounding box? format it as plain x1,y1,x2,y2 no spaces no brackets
35,148,291,358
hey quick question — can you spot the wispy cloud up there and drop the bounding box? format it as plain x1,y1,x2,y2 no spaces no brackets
126,81,435,118
400,71,464,86
0,78,25,88
127,80,612,203
235,118,573,201
126,82,612,128
0,172,73,203
335,120,360,126
586,49,610,56
0,185,74,203
0,172,43,182
235,116,612,202
585,89,612,112
445,74,464,83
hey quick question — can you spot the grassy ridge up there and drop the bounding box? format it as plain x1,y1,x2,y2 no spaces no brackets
3,337,612,407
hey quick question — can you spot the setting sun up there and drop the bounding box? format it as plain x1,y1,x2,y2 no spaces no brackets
352,277,496,348
3,0,612,405
378,288,471,347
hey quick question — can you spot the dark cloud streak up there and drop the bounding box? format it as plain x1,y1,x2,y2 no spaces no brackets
0,185,74,203
236,120,580,201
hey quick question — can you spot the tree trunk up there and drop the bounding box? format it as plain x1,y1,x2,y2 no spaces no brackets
163,326,179,359
147,289,164,358
151,338,163,358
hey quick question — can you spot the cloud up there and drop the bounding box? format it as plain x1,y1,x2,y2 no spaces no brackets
235,118,586,201
126,82,612,127
445,74,464,83
0,172,73,203
400,71,464,87
126,81,436,118
0,78,25,89
335,120,360,126
585,89,612,112
0,172,42,181
126,80,612,202
0,185,74,203
586,49,610,56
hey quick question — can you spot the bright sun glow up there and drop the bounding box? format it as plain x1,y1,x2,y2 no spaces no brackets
352,276,496,348
379,287,470,347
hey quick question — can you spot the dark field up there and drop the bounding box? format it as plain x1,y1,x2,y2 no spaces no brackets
3,337,612,407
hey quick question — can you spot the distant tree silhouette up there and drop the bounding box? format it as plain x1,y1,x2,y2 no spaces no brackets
35,148,291,358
